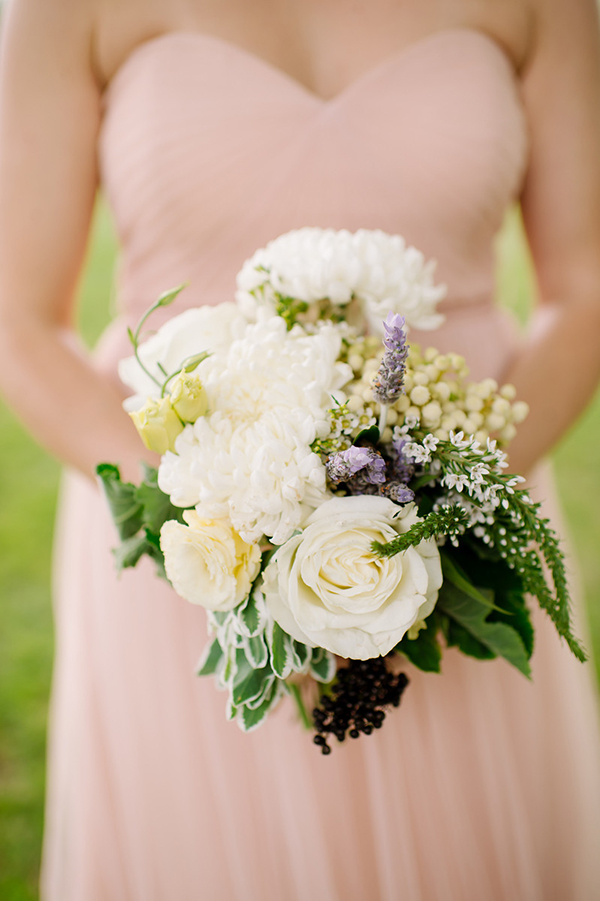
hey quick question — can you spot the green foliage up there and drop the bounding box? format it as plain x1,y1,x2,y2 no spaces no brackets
372,505,469,557
437,583,531,677
396,614,443,672
274,293,309,329
96,463,186,577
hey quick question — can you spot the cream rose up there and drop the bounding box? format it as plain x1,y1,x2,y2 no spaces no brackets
262,496,442,659
161,511,261,611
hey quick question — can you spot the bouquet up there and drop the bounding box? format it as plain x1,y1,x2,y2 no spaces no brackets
98,228,585,754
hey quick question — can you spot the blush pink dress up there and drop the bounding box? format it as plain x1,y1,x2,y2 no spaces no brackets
42,28,600,900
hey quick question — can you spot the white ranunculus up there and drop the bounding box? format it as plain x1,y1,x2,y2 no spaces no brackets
235,228,446,335
262,496,442,659
158,316,352,544
160,510,261,611
119,303,248,410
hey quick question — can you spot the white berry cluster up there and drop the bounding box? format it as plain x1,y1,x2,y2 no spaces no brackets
344,339,528,446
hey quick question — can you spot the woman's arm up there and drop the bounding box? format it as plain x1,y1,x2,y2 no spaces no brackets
0,0,155,481
503,0,600,474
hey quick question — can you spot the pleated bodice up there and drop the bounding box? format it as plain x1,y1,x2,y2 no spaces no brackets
98,27,528,378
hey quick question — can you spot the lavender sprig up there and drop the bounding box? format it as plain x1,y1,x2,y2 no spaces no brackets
326,447,386,486
373,312,409,409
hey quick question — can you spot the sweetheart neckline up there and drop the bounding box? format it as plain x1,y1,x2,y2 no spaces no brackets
103,26,519,108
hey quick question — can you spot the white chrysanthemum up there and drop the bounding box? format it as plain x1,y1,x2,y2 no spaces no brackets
158,316,353,545
119,303,248,410
236,228,446,335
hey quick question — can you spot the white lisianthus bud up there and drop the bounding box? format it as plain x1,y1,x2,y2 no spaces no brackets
169,370,208,422
161,511,261,611
129,396,184,454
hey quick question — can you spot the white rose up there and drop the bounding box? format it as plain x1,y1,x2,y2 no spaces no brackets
161,511,261,611
263,496,442,659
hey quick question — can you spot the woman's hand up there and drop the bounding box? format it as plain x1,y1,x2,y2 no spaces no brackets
503,0,600,475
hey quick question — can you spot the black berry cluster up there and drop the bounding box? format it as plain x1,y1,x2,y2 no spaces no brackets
312,658,409,754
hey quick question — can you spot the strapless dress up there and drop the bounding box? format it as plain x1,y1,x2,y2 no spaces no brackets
41,28,600,900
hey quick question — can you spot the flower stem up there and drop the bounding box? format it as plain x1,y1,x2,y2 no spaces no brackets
288,682,312,731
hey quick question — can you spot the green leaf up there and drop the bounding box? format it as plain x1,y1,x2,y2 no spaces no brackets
441,551,504,611
112,533,152,571
243,632,269,669
437,583,531,677
240,682,281,731
354,425,380,446
309,647,336,683
447,542,534,658
237,592,265,638
290,640,310,671
197,638,224,676
445,618,496,660
269,622,291,678
244,675,276,710
396,614,442,672
487,590,535,658
232,654,273,707
96,463,144,540
135,466,187,532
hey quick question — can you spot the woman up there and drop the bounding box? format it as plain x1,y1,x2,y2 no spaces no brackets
1,0,600,897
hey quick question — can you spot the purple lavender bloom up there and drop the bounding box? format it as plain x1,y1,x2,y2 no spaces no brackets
326,446,387,486
380,481,415,504
373,312,409,406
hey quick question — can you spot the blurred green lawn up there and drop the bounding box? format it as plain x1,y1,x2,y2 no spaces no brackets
0,201,599,898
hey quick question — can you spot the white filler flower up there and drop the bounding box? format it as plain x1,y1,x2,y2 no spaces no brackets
119,303,248,410
263,496,443,659
158,316,352,545
236,228,446,335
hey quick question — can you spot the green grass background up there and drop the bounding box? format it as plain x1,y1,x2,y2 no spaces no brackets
0,201,599,898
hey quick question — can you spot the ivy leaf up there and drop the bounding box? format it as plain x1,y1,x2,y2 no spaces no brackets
395,613,442,672
232,653,273,707
237,592,266,638
290,640,310,670
309,647,336,683
244,675,276,710
243,632,269,670
96,463,144,540
240,682,281,732
437,584,531,677
269,621,292,679
197,638,224,677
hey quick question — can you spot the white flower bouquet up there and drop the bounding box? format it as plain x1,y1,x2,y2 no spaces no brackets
98,228,585,753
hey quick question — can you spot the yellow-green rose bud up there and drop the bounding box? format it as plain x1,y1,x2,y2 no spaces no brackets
130,396,184,454
169,370,208,422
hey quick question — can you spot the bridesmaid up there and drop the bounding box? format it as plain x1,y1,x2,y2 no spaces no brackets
0,1,600,899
